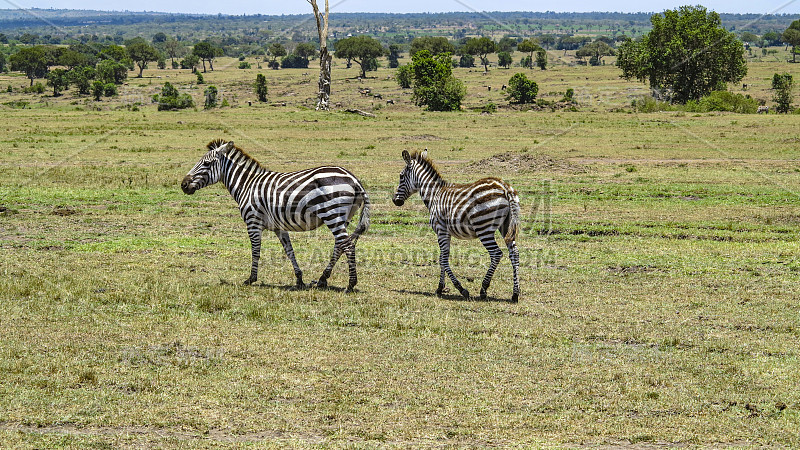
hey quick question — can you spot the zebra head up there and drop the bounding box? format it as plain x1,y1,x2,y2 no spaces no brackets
393,149,427,206
181,140,235,195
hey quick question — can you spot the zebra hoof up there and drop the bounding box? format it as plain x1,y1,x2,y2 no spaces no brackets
243,277,256,286
479,289,487,300
460,289,470,300
511,293,519,303
316,279,328,289
345,286,356,293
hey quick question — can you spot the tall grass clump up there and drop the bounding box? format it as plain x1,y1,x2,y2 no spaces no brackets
685,91,758,114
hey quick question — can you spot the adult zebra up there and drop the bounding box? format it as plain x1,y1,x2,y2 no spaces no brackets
181,139,370,291
393,150,520,302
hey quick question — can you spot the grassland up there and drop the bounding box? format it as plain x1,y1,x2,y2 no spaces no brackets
0,54,799,447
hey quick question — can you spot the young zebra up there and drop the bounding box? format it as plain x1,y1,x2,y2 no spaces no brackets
393,150,520,302
181,139,370,291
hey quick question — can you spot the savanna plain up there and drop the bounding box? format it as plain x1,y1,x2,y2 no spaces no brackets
1,55,799,447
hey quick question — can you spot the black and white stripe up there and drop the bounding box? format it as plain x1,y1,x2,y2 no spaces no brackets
393,149,520,302
182,139,370,291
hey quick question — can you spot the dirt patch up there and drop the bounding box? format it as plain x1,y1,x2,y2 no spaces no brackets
51,206,78,216
466,151,587,174
389,134,445,142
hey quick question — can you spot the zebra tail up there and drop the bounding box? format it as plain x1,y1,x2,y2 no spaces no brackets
504,191,520,245
351,190,370,243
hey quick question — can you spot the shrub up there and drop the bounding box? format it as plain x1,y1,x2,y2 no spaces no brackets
685,91,758,113
103,83,117,97
238,61,251,69
280,54,309,69
772,73,794,113
155,82,195,111
196,72,204,85
396,64,412,89
506,73,538,104
204,85,218,109
91,80,104,101
409,50,466,111
23,82,45,94
254,74,267,102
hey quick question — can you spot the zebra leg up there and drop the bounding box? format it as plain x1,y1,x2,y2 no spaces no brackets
244,227,263,285
436,266,446,297
343,239,358,292
506,238,520,303
478,232,503,300
275,231,304,288
437,231,469,299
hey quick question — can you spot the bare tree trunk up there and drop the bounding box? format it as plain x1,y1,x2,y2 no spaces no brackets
308,0,331,110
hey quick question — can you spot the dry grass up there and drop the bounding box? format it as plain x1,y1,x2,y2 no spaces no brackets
0,55,799,447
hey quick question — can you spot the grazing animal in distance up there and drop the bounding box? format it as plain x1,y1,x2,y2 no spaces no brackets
392,149,521,302
757,105,769,114
181,140,370,291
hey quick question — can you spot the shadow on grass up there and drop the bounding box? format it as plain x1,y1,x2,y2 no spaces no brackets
389,288,516,303
219,279,352,293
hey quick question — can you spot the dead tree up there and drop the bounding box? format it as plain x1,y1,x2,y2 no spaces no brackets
307,0,331,110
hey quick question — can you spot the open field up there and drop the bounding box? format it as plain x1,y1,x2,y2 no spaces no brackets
1,58,800,446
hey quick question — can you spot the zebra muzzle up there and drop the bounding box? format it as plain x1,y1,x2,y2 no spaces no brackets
181,176,196,195
392,198,405,207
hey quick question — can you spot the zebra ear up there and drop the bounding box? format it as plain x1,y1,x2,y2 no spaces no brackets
219,141,235,155
421,148,428,159
402,150,411,164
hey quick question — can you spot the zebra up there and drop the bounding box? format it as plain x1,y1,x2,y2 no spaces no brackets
181,139,370,291
392,149,521,303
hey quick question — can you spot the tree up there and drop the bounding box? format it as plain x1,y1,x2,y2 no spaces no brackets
152,32,167,44
281,54,309,69
307,0,331,110
95,59,127,85
498,36,517,53
763,31,782,47
772,73,794,113
268,42,287,69
464,37,497,72
58,49,90,70
409,50,465,111
9,46,49,85
497,51,512,68
617,5,747,103
782,20,800,63
576,41,615,66
518,38,542,70
334,35,385,79
162,37,186,67
68,66,95,95
155,82,195,110
388,43,401,68
181,54,200,72
0,52,6,73
91,80,104,101
204,85,218,109
126,39,160,77
506,73,538,104
46,68,69,96
396,64,412,88
255,74,268,102
294,42,316,59
193,41,220,72
410,36,454,57
535,49,548,70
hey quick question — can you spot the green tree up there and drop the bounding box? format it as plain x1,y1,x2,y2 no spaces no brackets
255,73,268,102
497,36,517,53
517,38,542,70
162,37,186,67
506,72,538,104
464,36,497,72
126,39,160,77
576,40,615,66
95,59,127,84
535,49,548,70
782,20,800,63
181,54,200,72
91,80,104,101
0,52,7,73
410,36,454,57
58,49,90,70
68,66,95,95
9,46,49,85
409,50,465,111
388,43,401,68
193,41,220,72
497,51,512,68
772,73,794,113
294,42,317,59
396,64,413,89
268,42,287,69
155,82,195,110
617,5,747,103
334,35,386,78
204,85,218,109
46,68,69,96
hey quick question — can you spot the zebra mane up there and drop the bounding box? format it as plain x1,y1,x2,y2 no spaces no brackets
409,150,445,182
206,139,266,170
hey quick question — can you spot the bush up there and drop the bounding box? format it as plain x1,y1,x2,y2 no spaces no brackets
196,72,204,84
103,83,117,97
155,82,195,111
91,80,104,101
685,91,758,113
458,54,475,68
23,82,45,94
631,96,676,112
396,64,413,89
204,85,218,109
280,54,309,69
255,74,268,102
238,61,251,69
506,73,538,104
772,73,794,113
409,50,466,112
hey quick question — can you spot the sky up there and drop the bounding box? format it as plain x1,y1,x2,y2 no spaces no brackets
6,0,800,16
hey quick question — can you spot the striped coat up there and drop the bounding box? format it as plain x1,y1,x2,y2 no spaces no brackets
182,139,370,290
393,149,520,302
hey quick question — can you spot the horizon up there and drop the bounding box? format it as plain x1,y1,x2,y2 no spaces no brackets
6,1,800,16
